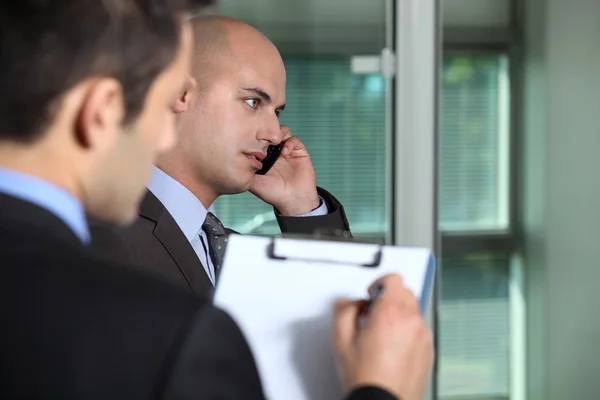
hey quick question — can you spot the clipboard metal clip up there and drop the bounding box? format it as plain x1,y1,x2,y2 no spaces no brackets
266,229,383,268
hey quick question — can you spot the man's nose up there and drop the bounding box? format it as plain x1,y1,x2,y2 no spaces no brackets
256,115,283,145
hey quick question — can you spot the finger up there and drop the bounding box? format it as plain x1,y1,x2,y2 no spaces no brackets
332,299,361,353
396,285,420,314
279,125,292,141
367,274,404,297
281,136,306,156
367,274,419,313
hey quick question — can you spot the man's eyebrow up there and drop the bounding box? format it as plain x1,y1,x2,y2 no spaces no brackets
242,87,272,103
241,87,286,112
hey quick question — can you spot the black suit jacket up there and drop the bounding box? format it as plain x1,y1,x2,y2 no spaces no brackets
0,193,395,400
89,187,351,298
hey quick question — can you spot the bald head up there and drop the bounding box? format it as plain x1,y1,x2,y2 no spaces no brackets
162,15,288,206
189,15,283,88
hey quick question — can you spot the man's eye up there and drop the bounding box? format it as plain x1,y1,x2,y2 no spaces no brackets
245,98,259,108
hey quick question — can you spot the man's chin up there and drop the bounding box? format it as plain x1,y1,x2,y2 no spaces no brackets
222,186,251,196
220,176,254,196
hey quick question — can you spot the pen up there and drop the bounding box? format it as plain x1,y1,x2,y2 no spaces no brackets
358,282,384,327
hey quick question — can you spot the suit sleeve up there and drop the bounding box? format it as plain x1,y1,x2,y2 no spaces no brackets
275,187,352,235
160,306,266,400
344,386,399,400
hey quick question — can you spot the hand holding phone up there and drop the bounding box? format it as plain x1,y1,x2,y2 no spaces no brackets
255,144,283,175
250,126,319,215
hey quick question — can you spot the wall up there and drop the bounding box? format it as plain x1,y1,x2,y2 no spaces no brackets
522,0,600,399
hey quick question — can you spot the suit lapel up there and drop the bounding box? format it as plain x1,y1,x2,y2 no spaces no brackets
139,191,213,297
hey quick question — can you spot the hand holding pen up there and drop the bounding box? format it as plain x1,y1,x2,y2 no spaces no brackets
333,274,435,400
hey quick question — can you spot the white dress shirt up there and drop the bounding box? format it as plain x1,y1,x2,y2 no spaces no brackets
147,166,329,285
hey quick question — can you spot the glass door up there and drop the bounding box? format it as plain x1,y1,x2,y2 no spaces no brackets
213,0,393,243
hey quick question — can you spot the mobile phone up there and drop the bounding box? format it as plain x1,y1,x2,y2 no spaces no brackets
256,144,283,175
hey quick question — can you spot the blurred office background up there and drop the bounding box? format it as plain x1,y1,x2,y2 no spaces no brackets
212,0,600,399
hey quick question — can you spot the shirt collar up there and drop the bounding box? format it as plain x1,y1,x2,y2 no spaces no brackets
0,167,90,243
146,166,215,242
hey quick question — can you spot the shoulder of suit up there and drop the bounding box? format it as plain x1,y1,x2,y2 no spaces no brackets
6,230,206,315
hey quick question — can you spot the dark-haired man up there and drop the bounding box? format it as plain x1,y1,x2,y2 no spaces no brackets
0,1,433,399
0,1,255,398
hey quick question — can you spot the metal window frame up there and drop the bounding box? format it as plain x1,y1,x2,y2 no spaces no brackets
439,46,516,256
439,0,522,258
434,0,525,398
391,2,440,400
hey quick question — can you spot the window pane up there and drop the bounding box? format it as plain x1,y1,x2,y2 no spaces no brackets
215,57,388,237
438,252,510,399
440,54,510,231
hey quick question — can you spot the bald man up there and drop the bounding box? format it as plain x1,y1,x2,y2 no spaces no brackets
90,16,351,298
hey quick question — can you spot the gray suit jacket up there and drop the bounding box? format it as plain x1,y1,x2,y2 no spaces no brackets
89,187,351,299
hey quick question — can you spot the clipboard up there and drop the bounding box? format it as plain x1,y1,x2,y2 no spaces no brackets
213,231,436,400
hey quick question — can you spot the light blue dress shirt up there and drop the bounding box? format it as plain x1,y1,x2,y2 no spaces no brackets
147,166,328,285
0,167,90,243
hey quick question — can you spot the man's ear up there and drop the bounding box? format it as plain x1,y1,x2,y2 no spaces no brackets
172,75,197,114
76,78,124,150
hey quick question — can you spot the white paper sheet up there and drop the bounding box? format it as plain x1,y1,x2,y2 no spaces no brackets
213,235,436,400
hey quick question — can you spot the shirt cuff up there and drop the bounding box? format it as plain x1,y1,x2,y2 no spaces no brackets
297,196,329,217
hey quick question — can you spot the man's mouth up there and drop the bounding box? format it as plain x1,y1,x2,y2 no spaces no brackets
246,151,266,161
245,152,265,169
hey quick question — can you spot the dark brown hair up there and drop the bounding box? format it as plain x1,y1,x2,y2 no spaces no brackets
0,0,214,142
